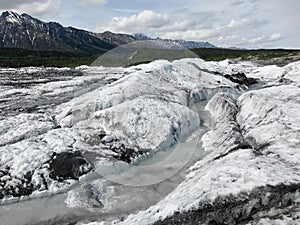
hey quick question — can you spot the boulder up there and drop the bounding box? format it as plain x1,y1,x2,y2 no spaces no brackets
49,151,92,181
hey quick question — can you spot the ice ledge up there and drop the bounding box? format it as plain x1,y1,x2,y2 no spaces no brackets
110,85,300,225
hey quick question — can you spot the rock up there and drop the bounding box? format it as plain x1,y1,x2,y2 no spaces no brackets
100,136,140,163
0,168,33,199
224,72,258,86
154,183,300,225
49,151,92,181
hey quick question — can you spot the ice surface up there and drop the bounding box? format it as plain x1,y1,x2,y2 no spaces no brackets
91,63,300,225
0,58,299,225
1,58,238,199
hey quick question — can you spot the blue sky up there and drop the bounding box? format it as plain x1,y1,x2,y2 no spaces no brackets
1,0,299,49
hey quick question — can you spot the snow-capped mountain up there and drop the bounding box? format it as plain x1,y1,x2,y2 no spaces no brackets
0,11,217,55
134,33,217,49
0,11,135,54
0,58,299,225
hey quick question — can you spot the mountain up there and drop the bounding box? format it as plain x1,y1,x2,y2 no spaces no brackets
95,31,136,47
0,11,135,55
134,33,216,49
0,11,216,56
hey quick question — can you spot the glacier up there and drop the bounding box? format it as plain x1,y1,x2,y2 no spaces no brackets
0,58,299,225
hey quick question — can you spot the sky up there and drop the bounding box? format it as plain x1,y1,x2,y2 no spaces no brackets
0,0,299,49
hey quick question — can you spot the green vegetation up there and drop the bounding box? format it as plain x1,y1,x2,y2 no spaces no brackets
0,48,98,68
0,47,299,68
191,48,300,61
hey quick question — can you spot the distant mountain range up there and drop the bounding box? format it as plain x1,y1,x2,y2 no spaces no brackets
134,33,216,49
0,11,216,55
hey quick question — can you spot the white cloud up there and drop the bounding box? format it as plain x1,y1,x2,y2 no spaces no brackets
101,10,170,33
230,0,245,6
230,0,258,6
96,9,216,37
113,8,141,13
20,0,60,16
227,19,250,29
162,29,221,40
0,0,36,9
226,18,268,30
270,33,282,40
78,0,108,6
216,33,284,48
95,8,282,48
0,0,60,16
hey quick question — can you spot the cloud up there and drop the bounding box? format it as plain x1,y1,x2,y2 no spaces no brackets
160,18,268,42
227,19,250,29
113,8,141,13
217,33,284,48
230,0,245,6
230,0,258,6
94,8,281,48
0,0,60,16
270,33,282,40
78,0,108,6
226,18,268,29
161,29,221,40
96,9,216,36
0,0,33,9
103,10,170,33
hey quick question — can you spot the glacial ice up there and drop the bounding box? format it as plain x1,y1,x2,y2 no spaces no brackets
104,62,300,225
0,58,299,225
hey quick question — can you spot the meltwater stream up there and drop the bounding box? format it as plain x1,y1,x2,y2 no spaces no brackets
0,101,211,225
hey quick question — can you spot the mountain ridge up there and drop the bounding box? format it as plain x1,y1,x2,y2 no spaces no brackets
0,11,135,55
0,11,217,55
134,33,217,49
